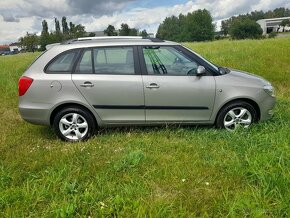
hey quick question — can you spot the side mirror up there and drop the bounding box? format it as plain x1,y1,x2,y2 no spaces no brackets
197,66,206,76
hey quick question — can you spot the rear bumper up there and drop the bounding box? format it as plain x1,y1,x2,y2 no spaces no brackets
19,104,51,125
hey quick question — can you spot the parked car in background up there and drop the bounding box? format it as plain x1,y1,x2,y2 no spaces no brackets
18,37,276,141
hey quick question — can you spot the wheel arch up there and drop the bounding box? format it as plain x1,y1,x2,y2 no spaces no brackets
50,103,98,126
215,98,261,123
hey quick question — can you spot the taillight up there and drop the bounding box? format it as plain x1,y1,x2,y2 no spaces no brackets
18,77,33,96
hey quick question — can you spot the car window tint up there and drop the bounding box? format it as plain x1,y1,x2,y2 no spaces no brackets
75,50,93,74
143,46,198,76
46,51,77,73
93,47,135,75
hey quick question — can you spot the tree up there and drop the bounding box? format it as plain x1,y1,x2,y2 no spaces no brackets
280,19,290,32
52,18,63,42
69,22,75,34
185,9,215,41
118,23,139,36
119,23,130,36
70,24,86,38
156,15,184,41
62,17,69,35
229,19,263,39
139,29,148,37
249,10,265,21
272,7,289,18
55,18,61,33
119,23,129,36
42,20,48,34
19,32,39,52
221,20,230,36
88,32,96,37
156,9,214,42
129,28,138,36
104,25,118,36
40,20,49,51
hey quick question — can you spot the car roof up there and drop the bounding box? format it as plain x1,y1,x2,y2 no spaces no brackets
46,37,179,50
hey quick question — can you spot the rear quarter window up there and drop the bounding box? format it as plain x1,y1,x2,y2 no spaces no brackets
45,50,79,74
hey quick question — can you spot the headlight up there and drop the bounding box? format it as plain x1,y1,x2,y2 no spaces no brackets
264,84,275,97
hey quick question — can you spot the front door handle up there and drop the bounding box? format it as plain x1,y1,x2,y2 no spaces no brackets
80,82,94,88
146,83,160,89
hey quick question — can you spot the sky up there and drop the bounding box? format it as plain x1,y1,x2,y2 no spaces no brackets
0,0,289,44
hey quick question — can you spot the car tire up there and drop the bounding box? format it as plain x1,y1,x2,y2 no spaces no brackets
53,107,96,142
216,101,258,131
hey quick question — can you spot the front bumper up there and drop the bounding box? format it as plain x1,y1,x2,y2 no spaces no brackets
259,95,276,121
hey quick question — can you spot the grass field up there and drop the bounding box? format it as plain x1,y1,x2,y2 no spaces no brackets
0,38,289,217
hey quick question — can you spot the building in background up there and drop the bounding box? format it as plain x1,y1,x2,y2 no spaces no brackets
0,43,21,55
257,17,290,34
9,43,21,53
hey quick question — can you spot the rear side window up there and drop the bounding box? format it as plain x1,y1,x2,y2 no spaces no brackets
94,47,135,75
74,47,135,75
46,50,78,73
75,50,93,74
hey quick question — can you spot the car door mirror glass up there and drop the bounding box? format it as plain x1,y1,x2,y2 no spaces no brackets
197,66,206,76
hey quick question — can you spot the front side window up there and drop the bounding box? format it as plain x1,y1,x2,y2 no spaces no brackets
93,47,135,75
46,50,77,73
143,46,199,76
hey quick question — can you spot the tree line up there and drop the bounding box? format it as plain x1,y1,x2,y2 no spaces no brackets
19,17,88,51
156,7,290,41
104,24,148,37
19,18,149,52
18,7,290,52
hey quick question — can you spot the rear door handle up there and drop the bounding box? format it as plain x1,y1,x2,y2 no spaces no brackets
146,83,160,89
80,82,94,88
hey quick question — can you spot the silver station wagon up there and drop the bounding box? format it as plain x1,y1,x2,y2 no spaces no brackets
18,37,275,141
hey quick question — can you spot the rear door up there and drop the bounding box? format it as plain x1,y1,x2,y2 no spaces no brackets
139,45,216,122
72,46,145,123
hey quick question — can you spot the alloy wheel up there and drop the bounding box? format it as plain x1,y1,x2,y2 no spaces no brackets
223,107,252,131
59,113,88,140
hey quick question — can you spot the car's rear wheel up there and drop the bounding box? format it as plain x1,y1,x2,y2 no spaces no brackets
216,101,258,131
53,107,96,141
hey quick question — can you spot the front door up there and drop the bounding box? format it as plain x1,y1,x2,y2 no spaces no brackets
72,46,145,123
140,46,216,122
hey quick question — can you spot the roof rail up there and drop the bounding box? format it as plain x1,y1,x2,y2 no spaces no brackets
77,36,143,41
61,36,165,45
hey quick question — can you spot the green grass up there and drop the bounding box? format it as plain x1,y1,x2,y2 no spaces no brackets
0,38,289,217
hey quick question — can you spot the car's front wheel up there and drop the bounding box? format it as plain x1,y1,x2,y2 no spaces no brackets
53,107,96,141
216,101,258,131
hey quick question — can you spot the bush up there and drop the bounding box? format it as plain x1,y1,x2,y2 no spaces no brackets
268,32,278,38
229,19,263,39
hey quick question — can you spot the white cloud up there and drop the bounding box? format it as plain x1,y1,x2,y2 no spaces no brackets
0,16,39,44
0,0,289,44
70,0,290,34
68,2,201,34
